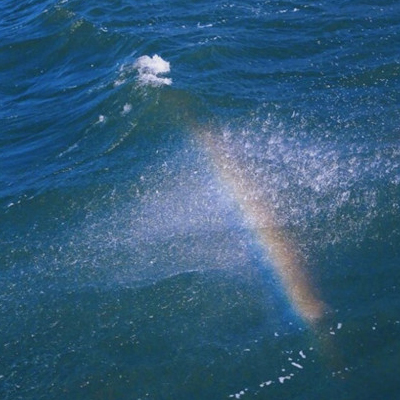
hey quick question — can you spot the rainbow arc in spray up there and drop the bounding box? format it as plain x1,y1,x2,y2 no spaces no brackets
202,130,327,326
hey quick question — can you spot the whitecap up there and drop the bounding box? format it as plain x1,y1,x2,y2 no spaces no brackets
134,54,172,87
291,362,303,369
278,376,291,384
121,103,132,115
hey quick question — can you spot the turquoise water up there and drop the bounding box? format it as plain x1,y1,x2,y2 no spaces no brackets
1,1,400,399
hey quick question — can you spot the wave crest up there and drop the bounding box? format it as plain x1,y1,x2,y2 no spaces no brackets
134,54,172,87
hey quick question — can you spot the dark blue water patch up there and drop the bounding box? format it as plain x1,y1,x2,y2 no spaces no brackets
0,0,54,40
0,269,313,400
2,0,398,207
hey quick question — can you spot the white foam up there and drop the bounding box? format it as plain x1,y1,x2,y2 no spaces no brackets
121,103,132,115
134,55,172,86
197,22,213,28
278,376,291,384
229,389,247,399
291,362,303,369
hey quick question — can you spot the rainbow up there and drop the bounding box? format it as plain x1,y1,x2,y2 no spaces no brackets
201,130,328,327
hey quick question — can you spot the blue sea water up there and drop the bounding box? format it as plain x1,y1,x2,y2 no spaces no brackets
1,0,400,399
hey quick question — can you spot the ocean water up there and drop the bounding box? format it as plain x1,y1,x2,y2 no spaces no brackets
1,0,400,399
